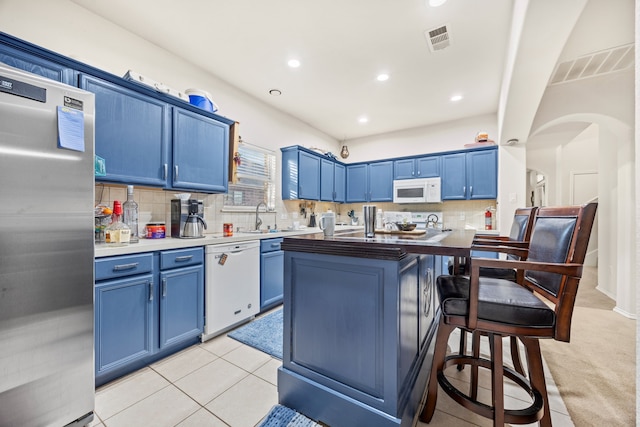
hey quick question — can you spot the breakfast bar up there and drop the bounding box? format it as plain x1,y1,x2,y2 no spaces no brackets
278,229,476,427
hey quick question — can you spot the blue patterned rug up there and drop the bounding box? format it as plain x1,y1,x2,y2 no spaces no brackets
228,308,283,359
259,404,322,427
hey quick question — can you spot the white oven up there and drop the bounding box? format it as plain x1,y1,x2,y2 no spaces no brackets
393,177,441,204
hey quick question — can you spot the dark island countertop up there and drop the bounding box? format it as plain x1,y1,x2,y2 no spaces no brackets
281,228,477,260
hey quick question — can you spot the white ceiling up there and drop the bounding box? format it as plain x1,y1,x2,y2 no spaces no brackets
70,0,633,142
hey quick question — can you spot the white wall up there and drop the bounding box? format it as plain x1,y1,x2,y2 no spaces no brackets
343,113,498,163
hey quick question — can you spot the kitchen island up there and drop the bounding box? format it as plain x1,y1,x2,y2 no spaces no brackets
278,229,476,427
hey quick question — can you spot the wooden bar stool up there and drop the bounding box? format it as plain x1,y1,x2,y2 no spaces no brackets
420,203,597,426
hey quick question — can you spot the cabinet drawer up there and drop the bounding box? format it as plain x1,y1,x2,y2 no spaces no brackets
160,247,203,270
261,238,283,253
95,253,154,281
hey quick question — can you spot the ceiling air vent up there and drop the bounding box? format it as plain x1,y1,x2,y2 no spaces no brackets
549,43,634,85
424,25,451,52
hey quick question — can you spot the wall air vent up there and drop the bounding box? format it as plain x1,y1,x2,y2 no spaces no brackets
549,43,634,85
424,25,451,52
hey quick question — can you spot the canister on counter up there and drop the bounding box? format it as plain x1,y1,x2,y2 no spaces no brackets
223,223,233,237
145,222,166,239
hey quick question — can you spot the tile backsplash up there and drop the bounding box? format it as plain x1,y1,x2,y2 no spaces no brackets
96,184,498,236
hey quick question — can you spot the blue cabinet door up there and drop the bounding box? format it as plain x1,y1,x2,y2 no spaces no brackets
466,149,497,199
441,153,467,200
369,161,393,202
172,107,229,192
298,151,321,200
159,264,204,349
334,162,346,203
80,74,170,186
0,44,76,85
416,156,441,178
95,274,154,377
394,159,415,180
442,149,497,200
346,164,368,202
320,158,335,201
261,250,284,310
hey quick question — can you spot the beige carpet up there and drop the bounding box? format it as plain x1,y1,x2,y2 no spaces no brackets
540,267,635,426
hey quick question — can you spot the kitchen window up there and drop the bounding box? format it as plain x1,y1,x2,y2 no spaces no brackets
223,141,276,211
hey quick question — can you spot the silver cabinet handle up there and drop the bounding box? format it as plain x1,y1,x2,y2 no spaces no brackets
174,165,179,180
469,186,473,196
463,186,466,196
175,255,193,262
113,262,139,271
162,278,167,297
271,243,280,249
149,281,154,301
423,268,433,318
163,163,168,180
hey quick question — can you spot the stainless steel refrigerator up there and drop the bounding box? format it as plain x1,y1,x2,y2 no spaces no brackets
0,64,95,426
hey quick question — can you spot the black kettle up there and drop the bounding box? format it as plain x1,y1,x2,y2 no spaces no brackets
183,200,207,238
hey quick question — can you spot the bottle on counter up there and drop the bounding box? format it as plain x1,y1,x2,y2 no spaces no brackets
123,185,139,243
105,200,131,244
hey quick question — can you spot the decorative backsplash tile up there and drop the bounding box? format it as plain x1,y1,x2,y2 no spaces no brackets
95,183,497,236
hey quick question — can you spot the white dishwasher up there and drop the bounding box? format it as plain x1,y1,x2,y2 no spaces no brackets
202,240,260,341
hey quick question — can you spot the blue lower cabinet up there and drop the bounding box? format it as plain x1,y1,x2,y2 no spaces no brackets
159,264,204,349
94,274,154,381
95,248,204,386
260,238,284,311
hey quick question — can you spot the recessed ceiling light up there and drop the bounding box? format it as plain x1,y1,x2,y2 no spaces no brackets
287,59,301,68
450,94,463,102
358,116,369,124
428,0,447,7
376,73,389,82
269,89,282,96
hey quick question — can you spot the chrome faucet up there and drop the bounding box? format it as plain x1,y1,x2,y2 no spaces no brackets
255,202,267,231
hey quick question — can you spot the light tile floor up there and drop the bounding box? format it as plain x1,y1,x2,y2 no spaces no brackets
89,312,574,427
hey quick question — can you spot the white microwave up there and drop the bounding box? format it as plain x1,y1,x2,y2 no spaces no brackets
393,177,442,204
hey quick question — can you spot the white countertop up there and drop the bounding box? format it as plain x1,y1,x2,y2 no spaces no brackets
95,226,361,258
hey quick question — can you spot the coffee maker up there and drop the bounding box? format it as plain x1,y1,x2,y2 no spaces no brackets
171,199,206,238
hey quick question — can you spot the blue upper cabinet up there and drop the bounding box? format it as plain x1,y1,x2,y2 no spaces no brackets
394,156,440,179
333,162,346,203
346,163,368,202
172,107,229,192
282,146,346,201
346,161,393,202
369,161,394,201
466,149,497,199
298,150,321,200
80,74,171,187
442,148,497,200
416,156,440,178
320,157,335,201
0,44,76,85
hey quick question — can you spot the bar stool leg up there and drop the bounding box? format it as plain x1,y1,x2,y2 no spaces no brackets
489,333,505,427
469,331,481,400
420,317,455,423
521,337,551,427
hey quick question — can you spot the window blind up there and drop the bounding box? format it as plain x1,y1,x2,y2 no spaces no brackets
224,141,276,210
